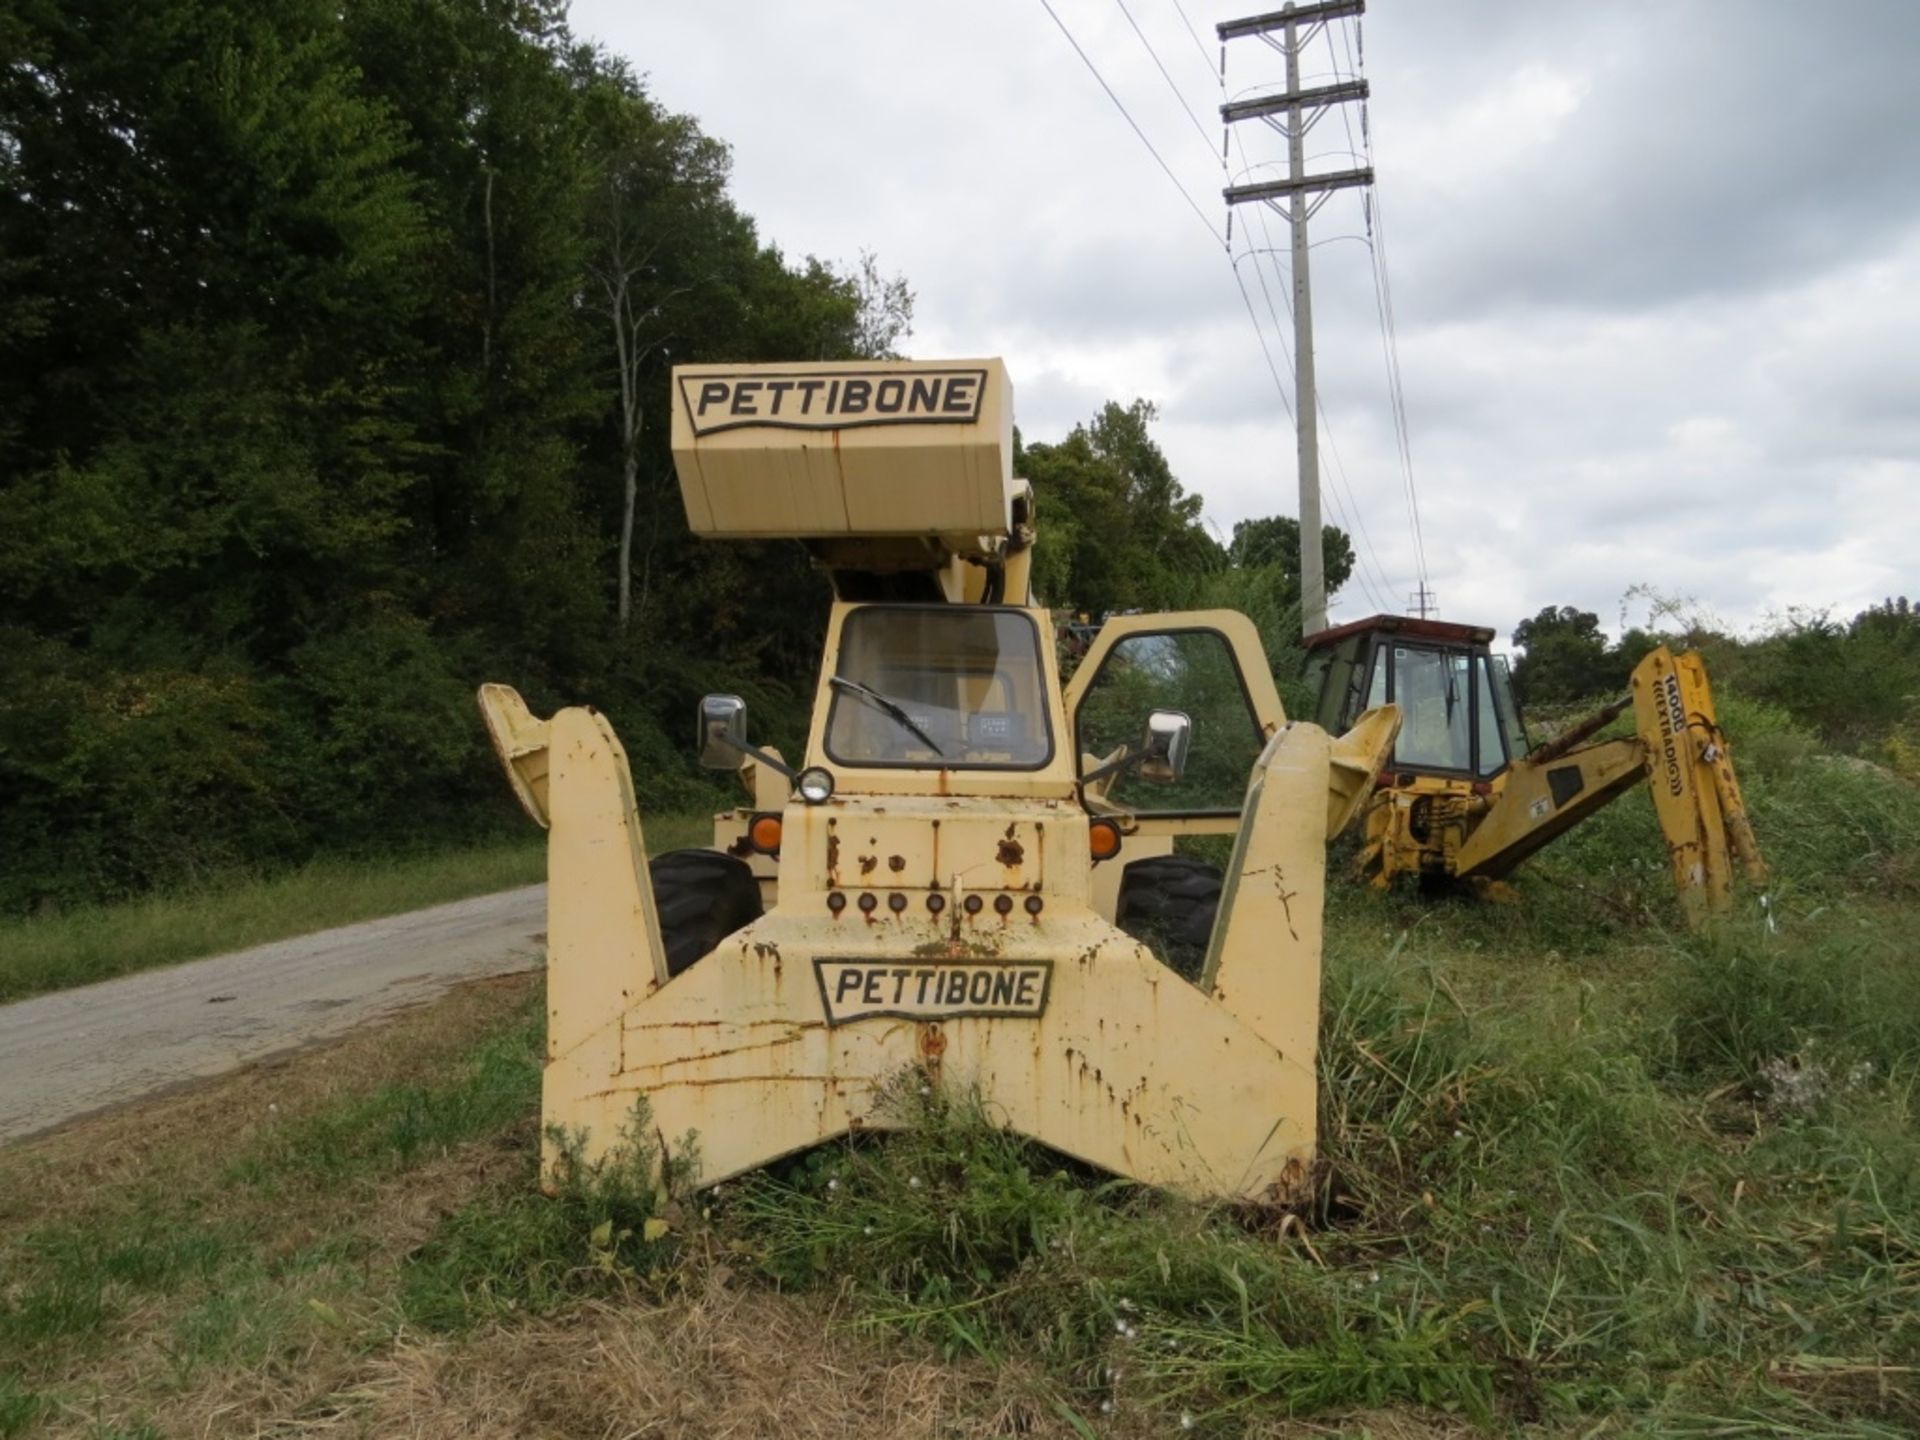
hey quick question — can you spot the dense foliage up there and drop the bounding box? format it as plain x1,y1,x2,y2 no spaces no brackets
0,0,908,911
0,2,1355,915
1511,596,1920,776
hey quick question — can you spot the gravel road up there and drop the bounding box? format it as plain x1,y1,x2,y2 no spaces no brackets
0,885,547,1143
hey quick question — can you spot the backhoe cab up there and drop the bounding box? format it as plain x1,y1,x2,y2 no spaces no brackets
478,358,1399,1204
1305,614,1767,923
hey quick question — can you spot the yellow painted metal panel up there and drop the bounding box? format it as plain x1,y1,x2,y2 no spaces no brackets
481,687,1400,1203
671,359,1015,541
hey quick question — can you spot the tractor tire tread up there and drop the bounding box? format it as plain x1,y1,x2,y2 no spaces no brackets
649,848,764,977
1114,854,1222,982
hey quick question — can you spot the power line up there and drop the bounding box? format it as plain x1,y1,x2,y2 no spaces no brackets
1229,235,1395,613
1164,0,1218,77
1113,0,1217,160
1136,4,1380,621
1230,9,1433,612
1345,13,1430,599
1229,183,1397,610
1039,0,1396,616
1222,100,1398,612
1233,238,1394,615
1367,185,1428,593
1246,25,1405,618
1322,10,1431,600
1036,0,1225,249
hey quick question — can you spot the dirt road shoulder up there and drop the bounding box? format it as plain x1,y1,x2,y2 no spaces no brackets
0,884,547,1145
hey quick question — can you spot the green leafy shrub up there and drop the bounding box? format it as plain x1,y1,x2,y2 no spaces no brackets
400,1103,682,1333
1663,928,1920,1093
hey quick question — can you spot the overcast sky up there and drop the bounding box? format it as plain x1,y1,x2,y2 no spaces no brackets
572,0,1919,641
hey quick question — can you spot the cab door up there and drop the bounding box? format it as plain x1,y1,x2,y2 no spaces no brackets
1063,609,1287,838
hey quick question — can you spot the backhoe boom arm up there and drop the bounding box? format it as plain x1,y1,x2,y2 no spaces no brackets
1454,647,1766,922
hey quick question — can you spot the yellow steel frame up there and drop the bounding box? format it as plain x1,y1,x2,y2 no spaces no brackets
1359,646,1767,922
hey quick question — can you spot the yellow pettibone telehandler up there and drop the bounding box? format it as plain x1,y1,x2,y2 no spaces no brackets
478,358,1399,1203
1303,614,1767,923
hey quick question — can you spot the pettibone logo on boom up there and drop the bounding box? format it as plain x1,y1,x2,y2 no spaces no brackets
814,958,1052,1025
680,367,987,436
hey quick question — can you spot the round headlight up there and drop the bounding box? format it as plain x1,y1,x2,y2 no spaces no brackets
795,766,835,804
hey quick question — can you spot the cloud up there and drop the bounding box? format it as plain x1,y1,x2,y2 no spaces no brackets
574,0,1920,637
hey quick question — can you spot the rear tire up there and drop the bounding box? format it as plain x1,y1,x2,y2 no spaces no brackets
1114,854,1222,982
649,849,764,977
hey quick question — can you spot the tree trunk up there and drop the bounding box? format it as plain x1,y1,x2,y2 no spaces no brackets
618,419,638,631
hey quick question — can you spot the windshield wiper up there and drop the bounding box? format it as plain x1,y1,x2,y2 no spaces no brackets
830,675,946,756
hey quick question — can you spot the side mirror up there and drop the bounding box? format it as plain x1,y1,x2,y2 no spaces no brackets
1136,709,1192,784
699,694,749,769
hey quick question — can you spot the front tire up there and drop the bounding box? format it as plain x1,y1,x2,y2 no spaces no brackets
1113,854,1222,982
649,849,764,977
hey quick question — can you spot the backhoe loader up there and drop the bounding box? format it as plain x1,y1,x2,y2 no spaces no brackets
477,358,1399,1203
1303,614,1767,923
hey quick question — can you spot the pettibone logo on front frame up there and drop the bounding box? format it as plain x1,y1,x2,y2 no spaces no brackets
814,959,1052,1026
679,367,987,436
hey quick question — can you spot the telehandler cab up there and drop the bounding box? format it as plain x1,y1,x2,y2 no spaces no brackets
478,358,1399,1203
1303,614,1767,923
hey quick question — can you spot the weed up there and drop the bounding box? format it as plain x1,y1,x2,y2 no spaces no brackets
0,1376,42,1438
400,1105,678,1332
1663,926,1920,1092
227,1004,542,1188
0,1277,110,1355
0,982,545,1401
727,1082,1493,1423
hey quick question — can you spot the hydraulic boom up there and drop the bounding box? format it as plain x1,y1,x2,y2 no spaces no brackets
1306,615,1766,923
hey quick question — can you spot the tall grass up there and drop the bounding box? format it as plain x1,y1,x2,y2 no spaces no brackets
0,840,542,1003
705,707,1920,1429
0,812,714,1003
725,1081,1494,1425
703,899,1920,1430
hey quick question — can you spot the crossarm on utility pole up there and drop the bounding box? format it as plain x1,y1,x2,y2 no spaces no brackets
1217,2,1373,637
1221,80,1369,124
1217,0,1364,40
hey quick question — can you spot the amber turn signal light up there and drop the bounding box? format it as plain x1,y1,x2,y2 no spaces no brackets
1089,818,1122,862
747,813,783,854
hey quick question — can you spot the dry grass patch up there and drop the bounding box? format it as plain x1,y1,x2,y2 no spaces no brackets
0,972,540,1235
0,975,545,1437
192,1277,1476,1440
244,1283,1062,1440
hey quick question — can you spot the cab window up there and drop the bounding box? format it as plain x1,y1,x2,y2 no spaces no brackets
824,606,1053,769
1392,646,1473,772
1474,655,1506,776
1075,629,1263,814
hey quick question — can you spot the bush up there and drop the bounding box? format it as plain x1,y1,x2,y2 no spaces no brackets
1713,691,1820,778
1663,927,1920,1093
0,632,305,909
1721,604,1920,754
400,1102,682,1332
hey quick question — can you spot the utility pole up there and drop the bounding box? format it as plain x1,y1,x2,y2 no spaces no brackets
1218,1,1371,638
1408,584,1436,619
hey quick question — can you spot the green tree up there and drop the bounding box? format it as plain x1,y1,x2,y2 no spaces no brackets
1226,515,1356,604
1732,600,1920,753
0,0,918,910
1510,606,1617,706
1022,400,1219,614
